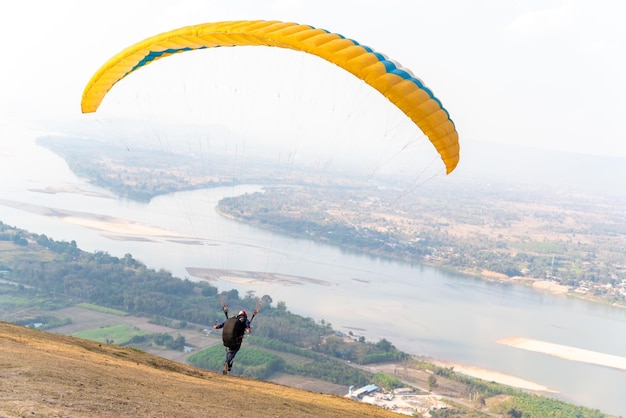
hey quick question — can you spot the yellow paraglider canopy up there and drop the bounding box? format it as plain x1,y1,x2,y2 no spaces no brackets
81,20,459,173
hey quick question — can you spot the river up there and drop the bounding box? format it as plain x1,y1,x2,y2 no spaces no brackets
1,126,626,416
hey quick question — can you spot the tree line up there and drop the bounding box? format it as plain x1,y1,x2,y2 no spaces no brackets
0,221,406,367
216,187,626,294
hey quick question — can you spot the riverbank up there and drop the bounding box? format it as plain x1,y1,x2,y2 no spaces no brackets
216,203,626,311
418,359,557,393
16,182,623,310
498,337,626,372
363,358,556,393
57,201,623,310
470,268,626,310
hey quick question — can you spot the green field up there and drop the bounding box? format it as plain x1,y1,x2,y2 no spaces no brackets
72,324,146,345
515,241,563,253
77,302,128,316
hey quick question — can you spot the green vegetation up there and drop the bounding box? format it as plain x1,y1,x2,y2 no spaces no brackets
148,315,188,329
72,324,146,345
413,360,608,418
0,221,616,416
77,302,129,316
142,333,187,350
216,185,626,304
188,340,375,386
515,241,564,254
3,228,224,326
494,393,607,418
0,292,45,311
36,136,626,303
188,345,286,380
11,314,72,330
70,325,188,350
247,335,387,387
372,373,402,391
0,284,72,319
0,222,407,377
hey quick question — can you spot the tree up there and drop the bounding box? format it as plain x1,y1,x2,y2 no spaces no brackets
225,289,239,301
167,335,186,350
507,408,522,418
276,301,287,313
245,290,256,302
260,294,273,307
428,375,438,392
375,338,393,352
373,373,400,391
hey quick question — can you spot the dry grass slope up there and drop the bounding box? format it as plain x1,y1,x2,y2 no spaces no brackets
0,322,395,418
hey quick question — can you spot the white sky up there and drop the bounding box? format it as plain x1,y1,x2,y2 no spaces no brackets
1,0,625,162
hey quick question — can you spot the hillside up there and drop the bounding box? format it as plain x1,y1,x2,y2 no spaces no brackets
0,322,395,418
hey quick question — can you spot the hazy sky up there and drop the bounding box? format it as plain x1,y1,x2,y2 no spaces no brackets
1,0,625,162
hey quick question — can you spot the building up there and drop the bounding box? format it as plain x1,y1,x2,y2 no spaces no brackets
346,384,379,399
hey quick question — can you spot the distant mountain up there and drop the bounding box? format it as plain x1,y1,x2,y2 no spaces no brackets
452,141,626,199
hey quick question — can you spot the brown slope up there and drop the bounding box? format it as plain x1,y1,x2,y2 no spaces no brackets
0,322,395,418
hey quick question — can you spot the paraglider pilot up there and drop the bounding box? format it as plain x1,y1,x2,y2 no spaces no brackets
214,310,251,374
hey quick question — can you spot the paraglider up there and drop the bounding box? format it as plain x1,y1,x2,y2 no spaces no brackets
213,307,258,374
81,20,459,174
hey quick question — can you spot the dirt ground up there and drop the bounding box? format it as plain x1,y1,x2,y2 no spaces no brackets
0,322,397,418
269,373,349,396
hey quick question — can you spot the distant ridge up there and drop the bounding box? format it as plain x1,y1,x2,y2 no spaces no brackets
455,141,626,198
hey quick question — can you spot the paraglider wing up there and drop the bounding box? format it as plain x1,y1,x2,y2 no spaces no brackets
81,20,459,174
